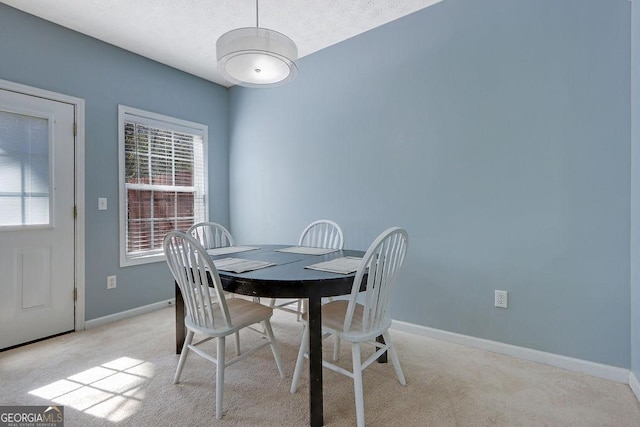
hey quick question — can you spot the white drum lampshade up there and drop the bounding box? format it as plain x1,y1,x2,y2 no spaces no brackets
216,27,298,88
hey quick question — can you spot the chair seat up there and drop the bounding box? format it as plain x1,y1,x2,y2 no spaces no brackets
185,298,273,337
303,300,391,343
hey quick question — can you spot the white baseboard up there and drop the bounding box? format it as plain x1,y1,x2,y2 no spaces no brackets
630,371,640,401
85,299,175,329
391,320,630,384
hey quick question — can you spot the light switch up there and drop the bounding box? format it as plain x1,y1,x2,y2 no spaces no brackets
98,198,108,211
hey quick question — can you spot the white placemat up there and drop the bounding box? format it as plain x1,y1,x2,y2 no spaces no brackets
305,256,362,274
213,257,275,273
275,246,339,255
206,246,260,256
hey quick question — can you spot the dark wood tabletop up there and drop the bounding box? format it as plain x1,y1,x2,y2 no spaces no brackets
174,244,365,427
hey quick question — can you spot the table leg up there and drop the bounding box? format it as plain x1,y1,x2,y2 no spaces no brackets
175,281,185,354
376,335,387,363
307,295,324,427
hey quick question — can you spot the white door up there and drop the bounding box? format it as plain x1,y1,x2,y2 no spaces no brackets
0,89,76,349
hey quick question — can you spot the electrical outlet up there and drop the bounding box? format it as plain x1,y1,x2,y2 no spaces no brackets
495,290,508,308
107,275,117,289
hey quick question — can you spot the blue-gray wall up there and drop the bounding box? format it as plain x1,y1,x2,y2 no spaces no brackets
631,0,640,383
0,4,230,320
229,0,632,368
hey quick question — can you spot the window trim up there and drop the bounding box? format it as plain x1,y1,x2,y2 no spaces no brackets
118,105,208,267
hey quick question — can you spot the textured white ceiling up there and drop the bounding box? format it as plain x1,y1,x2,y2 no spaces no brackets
0,0,442,87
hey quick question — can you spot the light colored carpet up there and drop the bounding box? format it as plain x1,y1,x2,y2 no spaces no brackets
1,306,639,426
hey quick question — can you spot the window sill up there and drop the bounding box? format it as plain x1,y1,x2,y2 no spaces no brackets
120,253,165,268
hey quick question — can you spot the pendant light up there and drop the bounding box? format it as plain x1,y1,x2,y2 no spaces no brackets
216,0,298,88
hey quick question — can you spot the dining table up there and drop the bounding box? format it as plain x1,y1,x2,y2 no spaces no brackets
173,244,368,427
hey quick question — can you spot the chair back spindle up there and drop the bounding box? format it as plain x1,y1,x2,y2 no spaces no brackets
189,222,235,250
344,227,408,336
164,231,232,331
299,219,344,249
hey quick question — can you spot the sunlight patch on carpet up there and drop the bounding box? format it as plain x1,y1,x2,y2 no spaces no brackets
28,357,154,422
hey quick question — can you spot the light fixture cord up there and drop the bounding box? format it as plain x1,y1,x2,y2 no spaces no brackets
255,0,259,28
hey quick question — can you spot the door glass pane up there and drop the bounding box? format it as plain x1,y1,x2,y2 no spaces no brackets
0,110,50,226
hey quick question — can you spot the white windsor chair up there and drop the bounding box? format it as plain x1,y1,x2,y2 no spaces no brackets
290,227,409,427
164,231,285,420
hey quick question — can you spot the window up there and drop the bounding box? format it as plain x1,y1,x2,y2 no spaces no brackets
118,105,207,266
0,109,51,227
